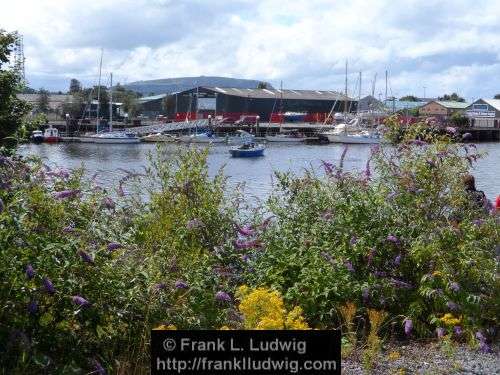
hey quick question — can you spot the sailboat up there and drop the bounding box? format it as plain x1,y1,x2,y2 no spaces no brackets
82,52,140,144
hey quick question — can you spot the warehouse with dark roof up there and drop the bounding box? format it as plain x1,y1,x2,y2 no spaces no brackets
159,86,356,122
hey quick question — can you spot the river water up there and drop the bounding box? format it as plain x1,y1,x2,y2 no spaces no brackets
18,142,499,201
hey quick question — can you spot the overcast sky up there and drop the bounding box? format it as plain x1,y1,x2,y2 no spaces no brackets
2,0,499,100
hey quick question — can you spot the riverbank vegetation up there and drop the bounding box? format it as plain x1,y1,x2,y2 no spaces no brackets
1,132,498,373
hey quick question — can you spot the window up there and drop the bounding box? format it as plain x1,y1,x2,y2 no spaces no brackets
473,104,488,111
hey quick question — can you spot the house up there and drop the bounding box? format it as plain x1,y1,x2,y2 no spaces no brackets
464,99,500,128
17,93,73,120
418,101,469,118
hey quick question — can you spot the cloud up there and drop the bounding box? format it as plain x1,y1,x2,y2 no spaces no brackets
2,0,500,100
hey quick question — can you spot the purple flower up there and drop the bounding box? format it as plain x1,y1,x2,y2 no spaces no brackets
350,236,358,246
472,218,484,227
174,280,189,289
426,159,436,168
91,359,107,375
479,341,492,353
386,234,401,246
404,319,413,335
71,295,90,307
394,254,402,266
475,331,486,342
62,223,75,233
237,225,255,236
390,278,412,289
345,261,355,272
321,251,335,265
322,161,334,175
410,139,427,146
453,326,463,336
446,301,460,311
52,189,80,200
78,250,94,264
215,291,231,303
106,242,123,251
436,327,445,338
339,146,349,170
27,300,38,315
364,158,372,180
25,264,35,279
186,218,203,229
234,239,262,250
374,270,386,277
445,126,457,135
101,197,115,210
449,282,460,293
43,277,56,294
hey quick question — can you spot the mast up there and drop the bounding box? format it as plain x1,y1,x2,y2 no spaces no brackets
358,71,362,114
385,70,388,101
96,48,103,133
344,59,348,115
109,72,113,132
372,73,377,97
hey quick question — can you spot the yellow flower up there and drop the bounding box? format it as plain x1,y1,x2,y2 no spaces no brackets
285,306,310,330
387,351,401,361
432,271,442,277
219,326,232,330
439,313,461,327
153,324,177,330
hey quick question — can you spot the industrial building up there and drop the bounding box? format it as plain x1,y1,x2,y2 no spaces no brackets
136,86,356,122
419,100,469,119
465,99,500,128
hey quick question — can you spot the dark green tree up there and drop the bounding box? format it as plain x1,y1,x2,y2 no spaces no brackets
494,94,500,99
438,93,465,102
69,78,81,93
257,81,269,89
37,88,50,113
399,95,419,101
0,30,30,151
450,112,469,128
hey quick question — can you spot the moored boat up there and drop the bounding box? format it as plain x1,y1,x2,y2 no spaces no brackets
229,142,265,157
82,132,140,144
31,130,44,144
227,130,255,144
141,133,178,142
178,132,226,143
265,130,306,142
43,127,60,143
325,131,381,144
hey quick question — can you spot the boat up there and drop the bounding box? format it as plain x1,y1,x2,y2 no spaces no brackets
282,112,307,122
325,130,381,144
229,142,265,157
31,130,44,144
43,126,60,143
141,133,178,142
265,129,306,142
83,132,141,144
227,130,255,144
178,132,226,143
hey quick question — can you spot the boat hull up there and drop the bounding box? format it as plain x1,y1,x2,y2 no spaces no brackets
43,137,60,143
229,149,265,157
265,136,306,142
141,135,177,142
178,135,226,143
86,137,140,144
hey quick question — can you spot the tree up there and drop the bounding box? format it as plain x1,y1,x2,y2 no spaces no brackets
62,91,85,119
494,94,500,99
257,82,269,89
0,30,30,151
69,78,81,93
438,93,465,102
37,88,50,113
400,95,419,102
450,112,469,128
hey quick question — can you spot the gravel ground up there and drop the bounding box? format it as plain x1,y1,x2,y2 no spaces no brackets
342,341,499,374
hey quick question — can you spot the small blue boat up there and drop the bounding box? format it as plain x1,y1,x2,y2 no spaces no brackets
229,143,265,157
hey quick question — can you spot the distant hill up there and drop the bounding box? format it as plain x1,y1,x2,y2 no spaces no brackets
122,76,273,96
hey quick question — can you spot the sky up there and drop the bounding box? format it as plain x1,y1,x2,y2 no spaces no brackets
2,0,500,101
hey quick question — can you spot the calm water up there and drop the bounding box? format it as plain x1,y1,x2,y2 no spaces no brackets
18,142,499,201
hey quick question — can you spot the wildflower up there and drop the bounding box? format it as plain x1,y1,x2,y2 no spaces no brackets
237,225,254,236
285,306,310,330
475,332,491,353
43,277,56,294
215,291,231,303
25,264,35,279
234,239,262,250
387,351,401,361
186,218,203,229
374,270,386,277
364,157,372,180
259,216,273,229
426,159,436,168
350,236,358,246
27,300,38,315
101,197,115,210
394,253,402,266
106,242,123,252
432,271,442,277
440,313,461,326
321,252,335,265
449,282,460,293
72,295,90,307
52,189,80,200
78,250,94,264
446,301,460,311
91,359,106,375
320,209,333,221
386,234,401,246
445,126,457,134
390,278,412,289
174,280,189,289
404,318,413,335
63,224,75,233
453,326,463,336
411,139,427,146
220,325,232,330
472,218,484,227
345,261,355,272
321,160,334,175
339,146,349,170
436,327,445,338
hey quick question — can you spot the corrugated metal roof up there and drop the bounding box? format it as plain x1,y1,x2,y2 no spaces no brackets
434,101,470,109
202,87,352,101
482,99,500,111
137,93,168,103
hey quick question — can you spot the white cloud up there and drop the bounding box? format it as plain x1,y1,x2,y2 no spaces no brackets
2,0,500,98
